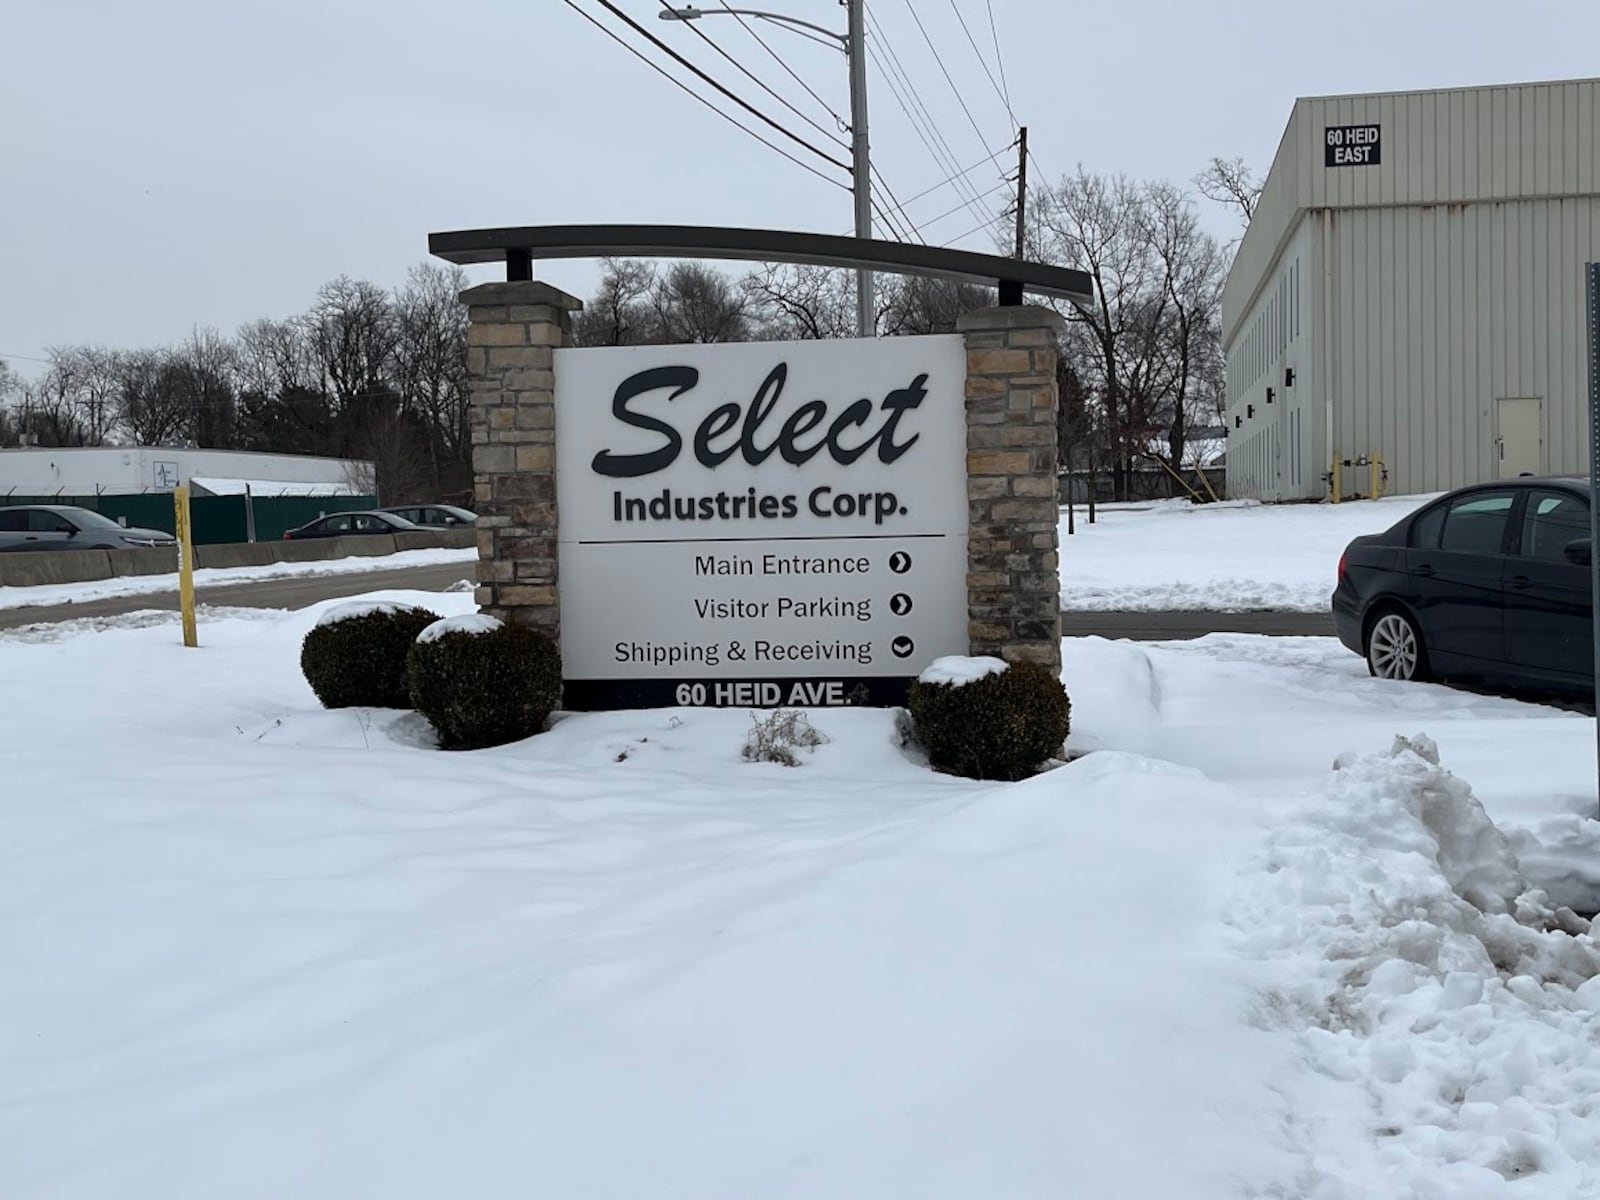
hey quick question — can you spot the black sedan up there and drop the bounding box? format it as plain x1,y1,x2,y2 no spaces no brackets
281,511,420,540
1332,477,1593,692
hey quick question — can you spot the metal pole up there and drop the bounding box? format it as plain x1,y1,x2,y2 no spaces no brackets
1586,261,1600,819
244,482,256,544
846,0,872,337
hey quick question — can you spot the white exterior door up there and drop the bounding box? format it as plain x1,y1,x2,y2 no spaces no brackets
1495,397,1543,478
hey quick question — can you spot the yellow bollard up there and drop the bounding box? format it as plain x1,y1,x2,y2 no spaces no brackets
174,485,198,648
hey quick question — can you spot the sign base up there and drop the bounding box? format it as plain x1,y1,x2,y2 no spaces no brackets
563,675,917,711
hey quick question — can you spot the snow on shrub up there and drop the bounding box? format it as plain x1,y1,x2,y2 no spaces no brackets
741,709,826,767
906,656,1070,781
917,655,1009,688
300,602,441,709
406,620,562,750
417,612,503,644
1230,735,1600,1191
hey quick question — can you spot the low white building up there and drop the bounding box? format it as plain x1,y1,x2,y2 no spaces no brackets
1222,76,1600,501
0,447,375,499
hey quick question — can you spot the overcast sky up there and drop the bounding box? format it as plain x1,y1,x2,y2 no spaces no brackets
3,0,1598,374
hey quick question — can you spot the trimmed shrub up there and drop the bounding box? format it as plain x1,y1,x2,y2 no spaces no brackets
406,620,562,750
300,602,441,709
906,657,1070,781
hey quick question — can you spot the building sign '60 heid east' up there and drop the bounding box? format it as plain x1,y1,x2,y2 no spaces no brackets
1325,124,1381,167
554,335,969,709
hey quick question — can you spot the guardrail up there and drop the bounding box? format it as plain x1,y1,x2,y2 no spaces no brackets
0,528,476,590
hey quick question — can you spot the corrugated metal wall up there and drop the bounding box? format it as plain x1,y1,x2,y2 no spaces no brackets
1299,80,1598,210
1225,219,1315,500
1323,197,1600,496
1224,78,1600,502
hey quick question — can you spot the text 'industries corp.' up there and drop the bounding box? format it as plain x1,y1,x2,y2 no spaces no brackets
555,335,968,710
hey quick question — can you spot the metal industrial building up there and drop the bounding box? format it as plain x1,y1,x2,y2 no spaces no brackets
1221,77,1600,501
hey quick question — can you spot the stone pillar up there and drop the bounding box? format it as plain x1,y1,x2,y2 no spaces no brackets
957,305,1067,674
461,280,583,638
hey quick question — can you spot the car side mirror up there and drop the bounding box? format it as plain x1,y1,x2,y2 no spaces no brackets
1563,538,1592,567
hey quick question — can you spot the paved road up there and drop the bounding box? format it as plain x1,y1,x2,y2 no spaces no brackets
0,560,1336,639
0,563,475,630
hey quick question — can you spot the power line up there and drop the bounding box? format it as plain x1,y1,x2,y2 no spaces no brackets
863,13,993,222
712,0,848,129
869,171,921,243
863,17,999,228
948,0,1013,126
582,0,852,173
658,0,849,152
947,213,1004,247
0,351,53,366
898,143,1013,208
561,0,849,191
905,179,1010,237
982,0,1013,112
897,0,1010,184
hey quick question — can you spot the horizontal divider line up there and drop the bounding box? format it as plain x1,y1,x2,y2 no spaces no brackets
572,533,951,546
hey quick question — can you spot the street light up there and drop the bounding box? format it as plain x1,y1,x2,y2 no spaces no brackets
660,3,873,337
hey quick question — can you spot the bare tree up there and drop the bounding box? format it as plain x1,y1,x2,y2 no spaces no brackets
43,346,121,445
394,262,470,490
0,360,19,447
115,349,185,446
1035,168,1159,499
650,262,752,344
573,258,659,346
743,264,857,340
18,363,89,447
237,317,320,400
1141,183,1227,475
161,327,239,448
306,276,399,411
1195,156,1262,231
878,275,995,336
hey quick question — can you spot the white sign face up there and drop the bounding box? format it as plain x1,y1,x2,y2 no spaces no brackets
554,334,969,709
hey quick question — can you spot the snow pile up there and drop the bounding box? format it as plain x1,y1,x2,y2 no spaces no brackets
313,600,413,627
1506,818,1600,918
917,654,1008,687
1232,735,1600,1194
416,612,501,644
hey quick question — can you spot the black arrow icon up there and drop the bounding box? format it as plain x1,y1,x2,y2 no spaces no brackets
890,635,915,659
888,551,912,575
889,592,913,616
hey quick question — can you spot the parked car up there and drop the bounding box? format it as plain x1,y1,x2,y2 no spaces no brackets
1332,477,1592,693
374,503,477,528
281,511,421,541
0,505,177,552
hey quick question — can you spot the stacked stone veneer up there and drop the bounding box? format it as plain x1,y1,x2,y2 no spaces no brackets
462,280,583,638
956,305,1066,675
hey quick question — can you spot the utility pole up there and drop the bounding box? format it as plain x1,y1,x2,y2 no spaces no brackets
846,0,872,337
1013,126,1028,258
658,4,872,334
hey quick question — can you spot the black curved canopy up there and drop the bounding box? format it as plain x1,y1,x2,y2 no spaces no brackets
428,223,1091,308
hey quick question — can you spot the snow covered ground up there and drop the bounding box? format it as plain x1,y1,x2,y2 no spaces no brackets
2,595,1599,1197
0,546,477,611
1059,495,1436,611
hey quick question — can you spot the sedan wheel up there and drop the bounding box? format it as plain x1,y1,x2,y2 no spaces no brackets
1366,611,1429,681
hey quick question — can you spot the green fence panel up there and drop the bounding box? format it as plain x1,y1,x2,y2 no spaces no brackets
248,496,373,542
0,493,376,545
